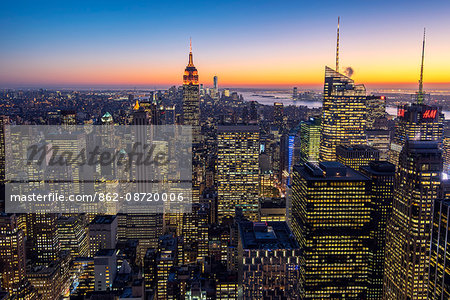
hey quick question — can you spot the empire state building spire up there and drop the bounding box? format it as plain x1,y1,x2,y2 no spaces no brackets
183,38,198,85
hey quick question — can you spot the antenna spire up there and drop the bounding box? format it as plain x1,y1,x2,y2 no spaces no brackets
417,28,426,104
336,16,340,72
188,37,194,66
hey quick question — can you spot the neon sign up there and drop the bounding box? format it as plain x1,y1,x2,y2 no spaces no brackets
422,109,437,119
397,108,405,117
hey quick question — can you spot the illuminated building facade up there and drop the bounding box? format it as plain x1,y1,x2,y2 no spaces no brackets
258,197,286,221
319,66,367,162
182,41,200,141
291,162,371,298
88,215,117,257
238,221,300,299
443,130,450,174
360,161,395,299
428,198,450,299
273,102,284,131
0,213,36,299
57,215,88,258
366,129,390,161
383,141,442,299
336,144,380,171
389,103,443,167
156,234,178,300
181,203,209,263
300,117,321,164
27,213,60,265
216,125,259,222
366,95,386,128
94,249,117,292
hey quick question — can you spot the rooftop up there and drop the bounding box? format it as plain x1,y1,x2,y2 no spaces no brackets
294,162,370,181
239,221,298,250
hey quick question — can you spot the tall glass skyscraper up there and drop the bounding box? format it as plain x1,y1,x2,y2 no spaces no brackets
319,67,367,162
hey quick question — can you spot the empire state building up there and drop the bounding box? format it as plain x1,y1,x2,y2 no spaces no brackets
182,40,200,142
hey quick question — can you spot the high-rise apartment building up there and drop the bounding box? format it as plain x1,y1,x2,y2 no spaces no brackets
216,125,259,222
383,141,442,299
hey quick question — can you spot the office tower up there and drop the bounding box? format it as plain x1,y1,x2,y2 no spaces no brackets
428,197,450,299
319,66,367,162
0,116,8,213
383,141,442,299
443,129,450,174
300,117,321,163
238,221,301,299
156,234,178,300
293,87,298,99
94,249,117,292
291,162,371,298
273,102,284,131
389,103,443,166
360,161,395,299
27,213,60,265
215,273,239,300
389,30,444,167
216,125,259,222
117,213,164,260
336,144,380,171
366,129,390,160
132,105,150,125
366,95,386,128
223,89,230,97
0,213,30,298
214,75,218,93
27,263,64,299
88,215,118,256
71,257,95,297
258,197,286,221
181,203,209,264
249,101,258,122
143,248,157,294
57,215,89,258
319,19,367,162
182,39,200,140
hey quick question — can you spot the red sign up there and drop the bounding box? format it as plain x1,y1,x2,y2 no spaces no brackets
398,108,405,117
422,109,437,119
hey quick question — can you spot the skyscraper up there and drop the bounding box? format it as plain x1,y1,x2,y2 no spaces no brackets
383,141,442,299
216,125,259,222
319,18,367,162
428,197,450,299
214,75,218,93
336,144,380,171
273,102,284,131
360,161,395,299
238,221,301,299
389,30,444,167
300,117,321,164
182,39,200,142
291,162,371,298
366,95,386,128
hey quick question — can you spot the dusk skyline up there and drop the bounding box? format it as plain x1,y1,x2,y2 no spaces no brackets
1,1,450,89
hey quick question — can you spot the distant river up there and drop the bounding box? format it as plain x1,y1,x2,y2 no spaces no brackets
240,91,450,120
